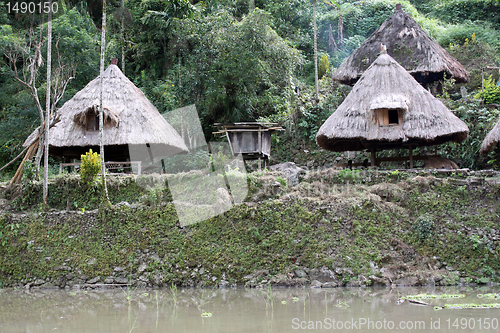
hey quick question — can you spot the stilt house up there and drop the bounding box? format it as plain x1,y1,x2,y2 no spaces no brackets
332,4,470,87
24,59,188,164
317,50,469,167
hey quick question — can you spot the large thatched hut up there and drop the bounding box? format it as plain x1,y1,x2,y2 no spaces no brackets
332,4,470,87
317,50,469,166
480,120,500,156
24,60,188,163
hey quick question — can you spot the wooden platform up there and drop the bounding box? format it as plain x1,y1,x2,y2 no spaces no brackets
59,161,142,175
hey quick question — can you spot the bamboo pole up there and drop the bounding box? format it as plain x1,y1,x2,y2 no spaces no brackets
10,140,39,185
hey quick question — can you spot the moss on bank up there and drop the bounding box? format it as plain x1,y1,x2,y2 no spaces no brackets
0,169,500,289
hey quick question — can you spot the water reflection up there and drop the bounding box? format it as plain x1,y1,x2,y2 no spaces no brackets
0,286,499,332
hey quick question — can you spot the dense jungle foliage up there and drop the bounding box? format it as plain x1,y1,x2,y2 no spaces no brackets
1,0,500,177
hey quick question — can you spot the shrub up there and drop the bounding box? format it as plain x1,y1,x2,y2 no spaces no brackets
412,214,434,243
475,75,500,104
22,159,37,184
80,149,101,185
319,53,329,79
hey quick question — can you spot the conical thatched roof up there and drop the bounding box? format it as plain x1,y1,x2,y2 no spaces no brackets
480,120,500,155
317,52,469,152
26,63,188,157
332,7,470,86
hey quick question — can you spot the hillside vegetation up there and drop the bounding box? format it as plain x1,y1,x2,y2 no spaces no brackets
0,0,499,177
1,170,500,288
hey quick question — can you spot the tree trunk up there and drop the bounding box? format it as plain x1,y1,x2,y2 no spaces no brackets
99,0,110,203
121,0,125,74
43,1,52,207
249,0,255,11
313,0,319,101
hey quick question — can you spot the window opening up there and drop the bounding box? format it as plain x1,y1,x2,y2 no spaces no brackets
376,108,400,126
388,109,399,125
86,113,99,131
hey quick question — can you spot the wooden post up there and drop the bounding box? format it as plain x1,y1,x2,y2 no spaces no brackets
258,127,262,171
409,145,413,169
370,148,376,167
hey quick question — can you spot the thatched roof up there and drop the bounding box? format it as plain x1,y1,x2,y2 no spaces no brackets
480,119,500,155
25,64,188,156
316,52,469,152
332,7,470,86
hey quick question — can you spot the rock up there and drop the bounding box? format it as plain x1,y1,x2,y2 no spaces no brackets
79,275,88,281
136,281,147,288
269,162,307,187
114,266,126,272
33,279,45,286
309,267,336,283
244,269,269,280
294,269,308,279
87,276,100,284
369,275,388,286
199,268,205,275
66,273,74,280
393,276,419,286
310,280,323,288
369,261,379,274
219,280,230,288
149,254,160,262
138,263,147,273
321,282,338,288
345,280,360,287
87,258,97,265
152,273,164,286
114,277,130,284
104,278,114,284
54,265,72,271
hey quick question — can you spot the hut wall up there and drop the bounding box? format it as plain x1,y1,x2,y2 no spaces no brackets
227,131,271,158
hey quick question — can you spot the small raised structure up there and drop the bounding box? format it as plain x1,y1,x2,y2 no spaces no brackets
213,122,283,170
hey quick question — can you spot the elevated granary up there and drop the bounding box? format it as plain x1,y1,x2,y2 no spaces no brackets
24,60,188,161
317,51,469,154
332,4,470,87
480,119,500,156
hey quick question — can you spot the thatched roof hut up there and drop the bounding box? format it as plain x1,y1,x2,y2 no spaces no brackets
332,5,470,86
25,61,188,161
480,120,500,155
316,51,469,153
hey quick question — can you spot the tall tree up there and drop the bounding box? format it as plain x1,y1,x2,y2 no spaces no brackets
99,0,110,203
325,0,362,46
2,20,73,184
313,0,319,101
43,1,52,206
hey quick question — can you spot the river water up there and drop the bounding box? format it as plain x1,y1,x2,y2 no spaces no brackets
0,286,499,332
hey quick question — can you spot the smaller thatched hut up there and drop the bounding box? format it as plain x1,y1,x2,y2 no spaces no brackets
332,4,470,87
317,50,469,166
24,59,188,164
480,120,500,156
